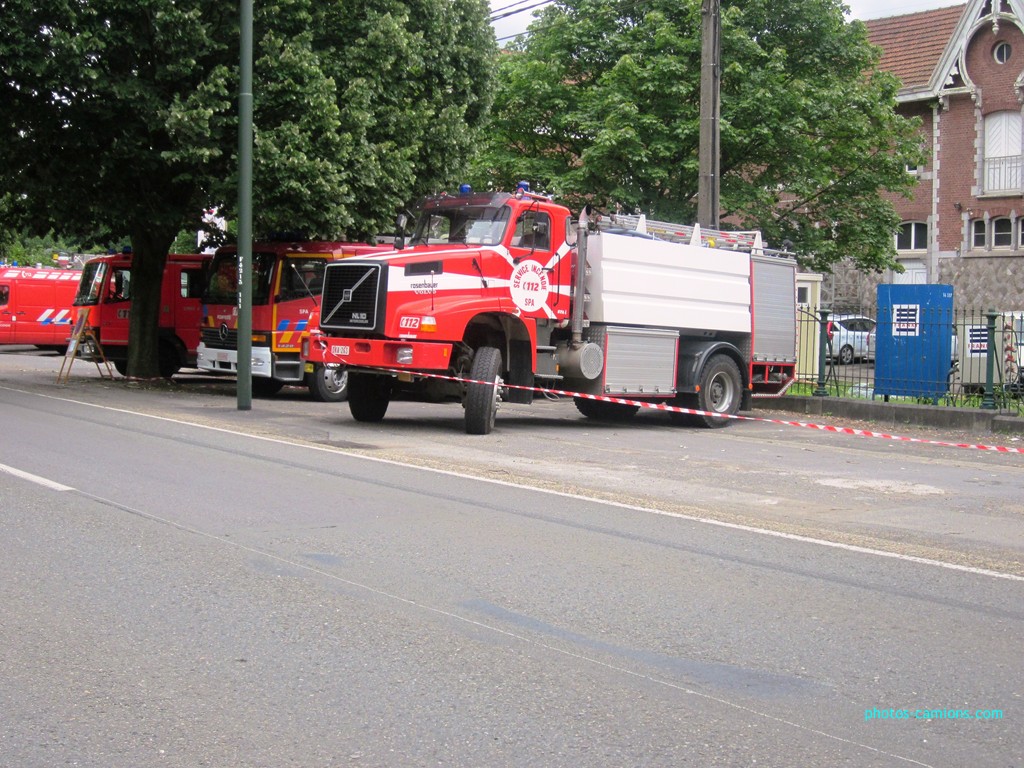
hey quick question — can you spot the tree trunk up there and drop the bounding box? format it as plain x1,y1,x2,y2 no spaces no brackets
125,229,175,379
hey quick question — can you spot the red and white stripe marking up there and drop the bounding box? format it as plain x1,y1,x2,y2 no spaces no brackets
318,350,1024,454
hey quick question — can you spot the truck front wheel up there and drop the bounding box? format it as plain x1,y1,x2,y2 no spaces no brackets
252,377,285,397
308,363,348,402
348,372,391,422
465,347,503,435
693,355,742,428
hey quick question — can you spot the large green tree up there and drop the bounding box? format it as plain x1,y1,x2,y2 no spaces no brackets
0,0,495,377
469,0,924,273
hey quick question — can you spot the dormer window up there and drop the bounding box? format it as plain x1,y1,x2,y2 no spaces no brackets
994,41,1012,63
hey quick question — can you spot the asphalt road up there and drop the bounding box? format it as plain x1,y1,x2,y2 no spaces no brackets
1,349,1021,767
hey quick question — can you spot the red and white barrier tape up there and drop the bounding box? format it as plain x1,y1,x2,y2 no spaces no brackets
319,353,1023,454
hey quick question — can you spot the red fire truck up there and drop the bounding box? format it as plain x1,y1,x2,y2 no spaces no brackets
196,240,391,400
0,266,82,352
72,252,210,376
306,184,798,434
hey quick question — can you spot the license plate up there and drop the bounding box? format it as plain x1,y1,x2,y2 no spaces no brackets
330,345,350,356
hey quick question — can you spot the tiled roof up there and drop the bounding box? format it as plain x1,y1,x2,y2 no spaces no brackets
864,3,967,91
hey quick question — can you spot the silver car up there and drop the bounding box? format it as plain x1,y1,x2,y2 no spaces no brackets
828,314,876,364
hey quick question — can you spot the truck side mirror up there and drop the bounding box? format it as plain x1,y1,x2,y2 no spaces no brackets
394,213,408,250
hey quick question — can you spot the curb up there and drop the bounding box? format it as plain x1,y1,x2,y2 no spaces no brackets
759,395,1024,435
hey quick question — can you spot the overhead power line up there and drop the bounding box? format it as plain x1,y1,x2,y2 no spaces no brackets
490,0,543,17
490,0,553,22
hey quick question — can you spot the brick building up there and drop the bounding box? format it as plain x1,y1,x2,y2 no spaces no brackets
830,0,1024,311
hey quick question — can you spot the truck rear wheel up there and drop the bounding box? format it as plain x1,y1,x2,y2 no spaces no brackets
574,397,640,421
693,354,742,428
307,363,348,402
348,372,391,422
465,347,503,435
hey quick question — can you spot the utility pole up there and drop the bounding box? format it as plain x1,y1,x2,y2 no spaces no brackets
237,0,254,410
697,0,721,229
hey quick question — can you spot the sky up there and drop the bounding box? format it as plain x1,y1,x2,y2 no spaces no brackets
490,0,968,43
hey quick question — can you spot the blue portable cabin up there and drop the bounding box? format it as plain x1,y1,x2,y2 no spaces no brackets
874,284,955,403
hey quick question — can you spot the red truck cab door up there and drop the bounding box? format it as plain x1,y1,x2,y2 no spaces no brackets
171,261,208,355
101,264,133,347
506,208,572,322
0,278,12,343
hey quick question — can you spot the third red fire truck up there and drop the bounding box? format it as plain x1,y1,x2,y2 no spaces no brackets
196,240,391,400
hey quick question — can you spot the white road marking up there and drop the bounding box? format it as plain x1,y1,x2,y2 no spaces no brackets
5,383,1024,584
0,462,73,491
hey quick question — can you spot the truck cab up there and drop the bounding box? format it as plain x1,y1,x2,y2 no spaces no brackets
73,253,210,376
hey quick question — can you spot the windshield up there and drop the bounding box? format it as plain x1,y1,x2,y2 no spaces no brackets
410,204,510,247
279,257,329,299
204,252,277,305
74,262,108,305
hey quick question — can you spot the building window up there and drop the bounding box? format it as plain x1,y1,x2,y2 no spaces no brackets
993,217,1013,247
994,41,1012,64
984,111,1023,193
972,219,987,249
896,222,928,250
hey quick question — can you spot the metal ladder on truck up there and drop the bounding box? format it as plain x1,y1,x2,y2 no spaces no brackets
601,212,777,255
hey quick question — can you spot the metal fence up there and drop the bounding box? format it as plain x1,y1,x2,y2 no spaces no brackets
793,306,1024,416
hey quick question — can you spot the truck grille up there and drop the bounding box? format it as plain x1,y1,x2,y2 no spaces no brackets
201,326,238,350
320,262,384,332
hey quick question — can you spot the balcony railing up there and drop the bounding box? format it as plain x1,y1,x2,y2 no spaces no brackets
984,154,1024,193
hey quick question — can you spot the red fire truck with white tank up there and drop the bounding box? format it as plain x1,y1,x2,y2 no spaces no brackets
306,184,798,433
72,252,210,376
196,240,391,400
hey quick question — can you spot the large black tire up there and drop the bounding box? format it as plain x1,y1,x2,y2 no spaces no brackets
307,363,348,402
348,372,392,422
112,358,129,377
158,340,181,379
573,396,640,421
465,347,503,435
693,355,742,428
251,377,285,397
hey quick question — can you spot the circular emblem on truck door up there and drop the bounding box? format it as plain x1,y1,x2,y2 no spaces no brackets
510,260,550,314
